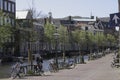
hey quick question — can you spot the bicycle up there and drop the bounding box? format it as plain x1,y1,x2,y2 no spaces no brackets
111,58,120,68
64,60,76,69
11,65,25,79
49,62,58,72
34,63,44,76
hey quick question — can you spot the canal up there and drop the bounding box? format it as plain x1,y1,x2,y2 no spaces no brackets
0,60,50,79
0,63,13,78
0,56,88,79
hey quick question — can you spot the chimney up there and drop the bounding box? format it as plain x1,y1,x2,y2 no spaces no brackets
91,16,94,19
69,16,72,21
48,12,52,23
44,18,47,25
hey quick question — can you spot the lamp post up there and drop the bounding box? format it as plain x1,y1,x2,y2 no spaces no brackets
53,26,60,69
115,26,120,63
115,26,120,49
118,0,120,12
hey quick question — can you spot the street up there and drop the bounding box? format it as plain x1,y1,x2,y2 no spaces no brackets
3,53,120,80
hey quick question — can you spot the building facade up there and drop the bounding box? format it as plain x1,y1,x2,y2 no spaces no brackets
0,0,15,26
0,0,16,57
16,10,44,56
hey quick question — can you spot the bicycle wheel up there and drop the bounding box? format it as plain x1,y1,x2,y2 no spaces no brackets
48,64,53,72
11,72,17,79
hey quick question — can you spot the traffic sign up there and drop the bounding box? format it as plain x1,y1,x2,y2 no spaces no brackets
110,12,120,27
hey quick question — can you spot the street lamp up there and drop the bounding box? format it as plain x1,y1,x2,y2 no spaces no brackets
115,26,120,63
53,26,60,69
115,26,119,47
115,26,119,31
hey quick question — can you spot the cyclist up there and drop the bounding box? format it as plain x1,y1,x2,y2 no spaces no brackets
35,56,44,75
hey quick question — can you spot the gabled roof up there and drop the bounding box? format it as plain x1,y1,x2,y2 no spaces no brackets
16,10,31,19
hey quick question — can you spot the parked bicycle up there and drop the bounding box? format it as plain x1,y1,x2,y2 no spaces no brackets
49,59,58,72
111,57,120,68
64,60,76,69
58,59,76,69
111,53,120,68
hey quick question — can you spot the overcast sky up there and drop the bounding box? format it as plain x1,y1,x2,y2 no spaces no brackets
16,0,118,18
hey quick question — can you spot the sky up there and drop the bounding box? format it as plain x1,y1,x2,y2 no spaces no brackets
16,0,118,18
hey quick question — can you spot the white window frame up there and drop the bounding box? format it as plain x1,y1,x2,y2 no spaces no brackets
8,2,11,12
0,0,3,10
4,1,7,11
12,4,15,13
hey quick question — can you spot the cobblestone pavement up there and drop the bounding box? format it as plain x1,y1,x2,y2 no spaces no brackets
2,53,120,80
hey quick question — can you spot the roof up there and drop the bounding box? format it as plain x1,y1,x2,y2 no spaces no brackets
63,16,82,20
16,10,29,19
73,18,96,22
33,22,43,27
99,17,110,22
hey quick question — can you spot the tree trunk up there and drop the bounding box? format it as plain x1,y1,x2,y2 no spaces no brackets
79,43,85,64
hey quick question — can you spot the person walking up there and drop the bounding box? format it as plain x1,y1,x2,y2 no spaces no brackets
11,61,21,79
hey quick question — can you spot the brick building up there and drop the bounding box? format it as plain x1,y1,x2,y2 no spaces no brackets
0,0,15,26
0,0,16,56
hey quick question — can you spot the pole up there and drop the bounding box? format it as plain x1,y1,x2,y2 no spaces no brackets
118,0,120,63
118,26,120,63
28,41,32,65
55,38,58,69
63,42,65,63
118,0,120,12
54,26,59,69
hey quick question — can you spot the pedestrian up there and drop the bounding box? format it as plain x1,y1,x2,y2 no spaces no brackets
11,61,21,79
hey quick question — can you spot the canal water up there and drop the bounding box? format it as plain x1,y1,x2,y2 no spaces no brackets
0,60,50,79
0,63,14,78
0,56,88,79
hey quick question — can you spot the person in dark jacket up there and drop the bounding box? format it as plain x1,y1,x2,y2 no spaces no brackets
36,56,43,73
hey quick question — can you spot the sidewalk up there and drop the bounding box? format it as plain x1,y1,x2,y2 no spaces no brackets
3,53,120,80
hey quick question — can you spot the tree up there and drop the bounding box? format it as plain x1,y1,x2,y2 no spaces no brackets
0,25,13,46
58,25,69,61
106,34,116,48
44,22,56,51
93,32,106,52
72,30,86,63
0,10,14,56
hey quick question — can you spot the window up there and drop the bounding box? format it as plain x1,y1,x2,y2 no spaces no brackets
12,4,15,13
11,19,14,26
0,0,3,10
4,1,7,11
8,2,11,12
4,17,7,24
9,0,15,2
10,18,12,25
7,17,11,24
0,17,3,25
